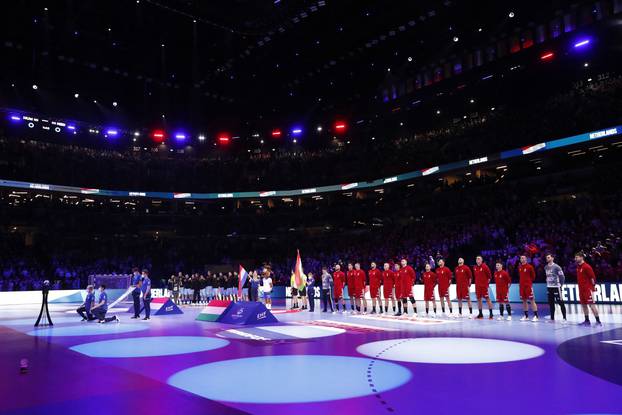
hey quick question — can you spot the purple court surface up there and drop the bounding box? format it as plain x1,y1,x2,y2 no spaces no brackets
1,301,622,415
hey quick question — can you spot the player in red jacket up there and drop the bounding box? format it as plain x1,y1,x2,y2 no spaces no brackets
575,252,602,326
473,256,494,320
333,264,346,313
454,257,473,318
382,262,396,314
422,263,437,316
436,259,453,316
398,258,417,316
354,263,367,313
393,263,403,315
494,262,512,320
518,255,539,322
368,262,382,314
346,263,357,313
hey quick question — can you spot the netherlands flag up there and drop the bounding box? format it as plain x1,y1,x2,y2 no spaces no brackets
238,265,249,298
521,143,546,155
294,249,304,286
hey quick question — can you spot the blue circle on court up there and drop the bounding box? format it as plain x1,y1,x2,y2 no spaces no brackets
357,338,544,364
168,355,411,403
1,316,80,326
70,336,229,358
27,324,148,337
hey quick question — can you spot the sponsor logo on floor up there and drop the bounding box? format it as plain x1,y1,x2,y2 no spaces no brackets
216,324,345,342
349,314,459,325
295,319,398,332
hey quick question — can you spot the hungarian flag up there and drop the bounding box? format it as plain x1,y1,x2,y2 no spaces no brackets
238,265,249,297
294,250,303,287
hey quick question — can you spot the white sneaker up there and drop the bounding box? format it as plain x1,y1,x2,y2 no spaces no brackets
331,311,336,315
532,316,539,322
496,316,503,321
520,316,529,321
468,314,473,319
506,316,512,321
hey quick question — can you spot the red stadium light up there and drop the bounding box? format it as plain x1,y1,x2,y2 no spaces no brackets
151,129,166,142
334,121,347,133
271,129,282,138
218,133,231,144
540,52,554,61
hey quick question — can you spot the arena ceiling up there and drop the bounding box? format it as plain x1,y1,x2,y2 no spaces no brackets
0,0,580,127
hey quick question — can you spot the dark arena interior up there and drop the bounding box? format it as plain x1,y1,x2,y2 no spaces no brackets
2,1,622,414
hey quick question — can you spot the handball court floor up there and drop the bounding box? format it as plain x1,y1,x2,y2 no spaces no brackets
1,300,622,415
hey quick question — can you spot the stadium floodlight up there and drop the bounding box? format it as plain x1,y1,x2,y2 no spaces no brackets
217,133,231,144
151,130,166,142
334,121,347,133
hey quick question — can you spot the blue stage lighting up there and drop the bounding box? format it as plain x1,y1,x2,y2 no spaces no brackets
574,38,591,48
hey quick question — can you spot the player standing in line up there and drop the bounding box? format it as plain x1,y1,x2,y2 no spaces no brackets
575,252,602,326
422,263,437,316
354,263,367,314
398,259,417,316
473,256,494,319
518,255,539,322
368,262,382,314
333,264,346,313
393,263,404,315
544,254,567,322
382,262,396,314
436,259,453,316
494,262,512,320
454,258,473,318
346,263,357,313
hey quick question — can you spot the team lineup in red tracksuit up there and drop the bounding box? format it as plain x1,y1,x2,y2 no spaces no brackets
323,251,601,325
